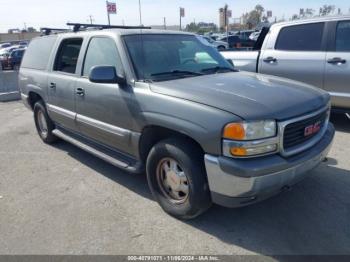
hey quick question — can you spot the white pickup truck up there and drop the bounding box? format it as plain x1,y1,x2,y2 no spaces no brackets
221,16,350,113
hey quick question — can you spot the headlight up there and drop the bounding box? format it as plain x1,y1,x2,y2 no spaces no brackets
223,120,276,141
222,120,278,158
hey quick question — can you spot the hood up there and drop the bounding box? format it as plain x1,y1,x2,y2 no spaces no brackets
150,71,329,121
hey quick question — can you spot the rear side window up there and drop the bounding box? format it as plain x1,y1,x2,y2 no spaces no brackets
54,38,83,74
275,23,324,51
21,36,57,70
335,21,350,52
82,37,120,76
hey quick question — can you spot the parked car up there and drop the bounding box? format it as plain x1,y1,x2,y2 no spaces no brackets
234,30,255,40
0,46,27,70
199,35,229,50
18,41,29,46
221,16,350,113
219,35,255,49
0,45,26,55
20,26,334,219
0,52,10,70
0,43,11,49
249,30,261,41
8,48,26,70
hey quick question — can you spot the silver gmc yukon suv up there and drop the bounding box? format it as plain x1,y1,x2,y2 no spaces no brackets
19,24,335,219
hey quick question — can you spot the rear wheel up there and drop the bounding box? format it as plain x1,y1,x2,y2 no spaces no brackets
146,138,212,219
33,101,58,144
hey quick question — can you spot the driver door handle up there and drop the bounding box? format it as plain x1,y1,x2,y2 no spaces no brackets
49,82,56,89
76,87,85,96
263,57,277,63
327,57,346,65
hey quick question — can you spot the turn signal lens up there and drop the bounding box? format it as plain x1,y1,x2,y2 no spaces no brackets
223,123,245,140
230,147,247,156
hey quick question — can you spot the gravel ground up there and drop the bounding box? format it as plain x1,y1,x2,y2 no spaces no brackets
0,101,349,256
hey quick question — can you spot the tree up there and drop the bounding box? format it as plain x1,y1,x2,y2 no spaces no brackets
291,14,299,20
245,5,265,29
319,5,335,16
185,22,199,32
305,8,314,17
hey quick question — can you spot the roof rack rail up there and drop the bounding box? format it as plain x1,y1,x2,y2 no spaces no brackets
40,27,70,36
66,23,151,32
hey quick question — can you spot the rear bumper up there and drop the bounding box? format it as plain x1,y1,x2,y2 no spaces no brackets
204,124,335,208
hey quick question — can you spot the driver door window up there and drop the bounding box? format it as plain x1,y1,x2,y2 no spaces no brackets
83,37,120,76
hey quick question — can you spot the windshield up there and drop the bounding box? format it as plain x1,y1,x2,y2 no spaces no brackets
124,34,234,82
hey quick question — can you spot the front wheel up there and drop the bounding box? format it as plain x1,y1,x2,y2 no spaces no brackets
146,138,212,219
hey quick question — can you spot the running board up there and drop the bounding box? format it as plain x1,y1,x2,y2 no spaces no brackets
52,129,143,173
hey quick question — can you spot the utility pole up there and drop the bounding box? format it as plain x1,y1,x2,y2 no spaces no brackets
179,7,185,31
106,1,111,25
180,8,182,31
138,0,142,25
88,15,94,24
224,4,229,44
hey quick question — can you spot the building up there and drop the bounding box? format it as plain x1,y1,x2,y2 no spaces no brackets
197,22,217,30
219,8,229,30
0,32,40,43
150,25,180,30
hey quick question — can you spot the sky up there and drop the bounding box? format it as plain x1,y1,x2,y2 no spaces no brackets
0,0,350,33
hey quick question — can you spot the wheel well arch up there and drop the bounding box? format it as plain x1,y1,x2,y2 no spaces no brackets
138,125,204,164
27,92,43,110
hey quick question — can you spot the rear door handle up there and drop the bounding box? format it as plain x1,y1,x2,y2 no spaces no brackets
327,57,346,65
49,82,56,89
263,57,277,63
76,87,85,96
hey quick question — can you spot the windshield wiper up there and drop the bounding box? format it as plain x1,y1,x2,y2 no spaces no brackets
201,66,236,74
151,70,203,77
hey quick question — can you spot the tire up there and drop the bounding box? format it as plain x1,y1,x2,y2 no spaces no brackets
33,100,58,144
218,46,226,51
146,138,212,219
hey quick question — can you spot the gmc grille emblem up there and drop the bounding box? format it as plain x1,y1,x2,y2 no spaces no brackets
304,121,321,137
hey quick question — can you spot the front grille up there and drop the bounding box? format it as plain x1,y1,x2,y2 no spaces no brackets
283,110,328,150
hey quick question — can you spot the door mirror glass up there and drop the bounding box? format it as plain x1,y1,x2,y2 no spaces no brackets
89,66,126,84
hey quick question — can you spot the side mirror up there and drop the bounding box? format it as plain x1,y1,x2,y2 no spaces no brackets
89,66,126,85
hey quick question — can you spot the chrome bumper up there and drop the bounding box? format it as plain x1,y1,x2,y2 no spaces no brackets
204,124,335,208
21,93,31,110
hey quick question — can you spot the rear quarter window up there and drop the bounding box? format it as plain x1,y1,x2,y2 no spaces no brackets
21,36,57,70
275,23,325,51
